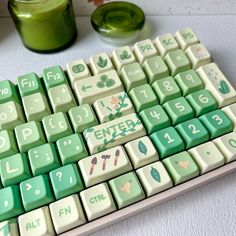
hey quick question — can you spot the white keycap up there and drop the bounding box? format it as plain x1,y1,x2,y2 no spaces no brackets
213,132,236,163
185,43,211,69
79,146,132,187
19,206,55,236
133,39,158,64
188,142,224,174
112,46,136,72
89,52,114,75
125,136,159,169
83,113,146,154
196,63,236,107
93,91,135,123
66,59,91,88
222,104,236,131
0,219,19,236
136,161,173,197
80,183,116,221
74,70,124,105
49,194,86,234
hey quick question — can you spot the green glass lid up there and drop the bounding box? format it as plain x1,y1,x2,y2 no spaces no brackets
91,1,145,45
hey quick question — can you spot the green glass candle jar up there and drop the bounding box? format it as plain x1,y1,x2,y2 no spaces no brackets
8,0,77,53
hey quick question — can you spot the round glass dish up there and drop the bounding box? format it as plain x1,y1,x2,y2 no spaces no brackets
8,0,77,53
91,1,145,45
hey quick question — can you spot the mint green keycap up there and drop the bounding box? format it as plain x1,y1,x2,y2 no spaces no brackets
0,153,31,187
164,49,191,76
150,127,185,159
68,104,98,133
129,84,158,112
28,143,60,176
20,174,54,211
49,164,84,200
139,105,171,134
186,89,218,116
0,130,18,160
42,112,72,142
163,97,194,125
163,151,199,185
120,62,147,91
43,65,67,90
199,110,233,139
175,69,203,96
56,133,88,165
0,185,24,221
175,118,209,149
143,56,169,84
0,80,20,104
17,72,44,97
152,76,181,104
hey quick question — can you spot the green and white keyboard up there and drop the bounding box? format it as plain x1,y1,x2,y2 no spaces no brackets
1,27,236,236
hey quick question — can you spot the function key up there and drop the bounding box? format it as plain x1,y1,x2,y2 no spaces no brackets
0,80,20,104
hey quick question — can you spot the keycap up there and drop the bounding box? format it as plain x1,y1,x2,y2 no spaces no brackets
74,70,123,104
93,92,134,123
42,112,72,142
152,76,181,104
0,80,20,104
142,56,169,84
50,164,84,199
80,183,116,221
175,27,199,50
83,113,146,154
78,146,132,187
129,84,158,112
188,142,224,174
15,121,46,152
139,105,171,134
185,43,211,69
49,194,86,234
125,136,159,169
109,172,145,209
150,127,185,159
163,151,199,185
136,161,173,197
0,185,24,221
68,104,98,133
196,63,236,107
18,206,55,236
0,218,19,236
20,174,54,211
222,103,236,131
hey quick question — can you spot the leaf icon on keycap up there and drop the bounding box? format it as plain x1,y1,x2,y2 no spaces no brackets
97,56,108,68
218,80,230,94
96,74,115,88
138,140,147,155
120,50,131,60
151,167,161,183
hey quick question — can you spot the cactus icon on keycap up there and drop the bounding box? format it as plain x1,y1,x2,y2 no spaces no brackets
218,80,230,94
97,56,108,68
120,50,131,60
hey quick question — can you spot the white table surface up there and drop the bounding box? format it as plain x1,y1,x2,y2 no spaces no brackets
0,15,236,236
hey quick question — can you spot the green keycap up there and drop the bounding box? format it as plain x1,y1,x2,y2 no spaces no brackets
17,72,44,97
28,143,60,176
175,118,209,149
163,97,194,125
175,69,203,96
164,49,191,76
139,105,171,134
186,89,218,116
0,80,20,104
49,164,84,200
143,56,169,84
120,62,147,91
0,185,24,221
56,133,88,165
0,130,18,160
150,127,185,159
152,76,181,104
68,104,98,133
109,172,145,209
0,218,19,236
199,110,233,139
0,153,31,187
20,174,54,211
43,65,67,90
129,84,158,112
163,151,199,185
42,112,72,142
